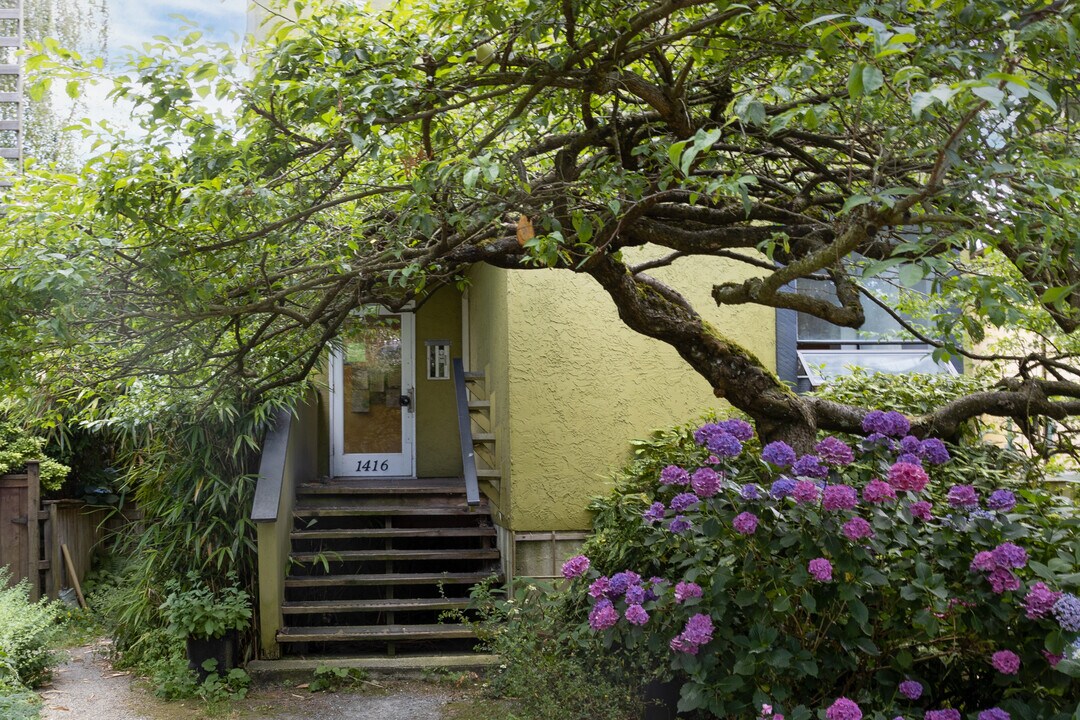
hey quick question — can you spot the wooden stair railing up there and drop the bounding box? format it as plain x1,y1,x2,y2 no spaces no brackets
452,358,482,506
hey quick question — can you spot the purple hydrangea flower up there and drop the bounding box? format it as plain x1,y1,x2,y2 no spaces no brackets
561,555,590,579
682,613,714,645
710,432,743,458
660,465,690,486
740,483,761,500
863,432,897,451
889,462,929,492
792,454,829,479
970,551,996,572
897,452,923,465
770,477,796,499
925,711,962,720
1053,593,1080,631
670,492,700,512
588,599,618,630
825,697,863,720
863,479,897,504
761,441,796,468
808,558,833,582
987,489,1016,512
624,603,649,626
1043,649,1064,667
969,509,995,521
717,419,754,441
674,581,703,603
862,410,910,437
947,485,979,509
988,567,1021,594
909,501,933,521
842,517,874,541
1024,582,1063,620
992,542,1027,569
690,468,721,498
991,649,1020,675
669,515,691,534
899,680,923,700
920,438,950,464
793,480,822,505
977,709,1010,720
624,584,646,605
822,484,858,511
815,437,855,466
733,511,759,535
607,571,640,598
643,501,666,524
588,577,609,598
900,435,922,455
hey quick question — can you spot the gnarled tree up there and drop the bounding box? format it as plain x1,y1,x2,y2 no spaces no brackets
3,0,1079,449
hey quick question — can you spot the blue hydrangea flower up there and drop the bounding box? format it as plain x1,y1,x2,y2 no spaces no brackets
761,440,796,468
1053,593,1080,632
717,418,754,441
987,489,1016,512
770,477,796,499
920,437,951,464
792,454,828,479
740,483,761,500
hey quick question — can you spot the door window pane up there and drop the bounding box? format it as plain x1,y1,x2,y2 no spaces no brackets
341,316,402,454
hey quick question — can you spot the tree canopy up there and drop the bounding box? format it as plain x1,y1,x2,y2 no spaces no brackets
2,0,1079,449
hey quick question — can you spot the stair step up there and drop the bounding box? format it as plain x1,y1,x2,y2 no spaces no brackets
286,572,495,588
463,372,485,381
294,504,488,517
282,598,471,614
291,549,500,563
278,623,475,643
298,479,467,495
291,526,496,540
475,469,501,478
467,400,490,410
472,433,495,442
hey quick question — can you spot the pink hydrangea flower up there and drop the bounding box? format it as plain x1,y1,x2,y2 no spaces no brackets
674,581,703,603
909,500,933,521
588,599,618,630
987,567,1021,594
690,467,722,497
842,516,874,541
822,484,859,511
1025,582,1063,619
825,697,862,720
808,558,833,582
970,551,996,572
792,480,822,505
733,511,759,535
561,555,590,579
624,604,649,626
863,479,897,504
889,462,929,492
991,649,1020,675
588,577,609,598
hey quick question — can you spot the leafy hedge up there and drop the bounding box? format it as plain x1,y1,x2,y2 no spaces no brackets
0,568,62,689
565,417,1080,719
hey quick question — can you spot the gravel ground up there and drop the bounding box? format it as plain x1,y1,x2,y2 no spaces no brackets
39,643,469,720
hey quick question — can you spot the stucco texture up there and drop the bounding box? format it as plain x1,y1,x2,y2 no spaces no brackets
501,254,775,531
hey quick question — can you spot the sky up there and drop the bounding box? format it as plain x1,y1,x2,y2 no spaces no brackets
106,0,247,57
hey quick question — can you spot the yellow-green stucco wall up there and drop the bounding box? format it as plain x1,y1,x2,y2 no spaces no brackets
470,255,775,532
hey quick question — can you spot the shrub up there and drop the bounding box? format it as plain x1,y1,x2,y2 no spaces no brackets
0,568,63,687
568,417,1080,719
0,417,70,491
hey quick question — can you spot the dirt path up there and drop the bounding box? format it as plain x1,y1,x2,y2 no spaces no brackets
39,643,472,720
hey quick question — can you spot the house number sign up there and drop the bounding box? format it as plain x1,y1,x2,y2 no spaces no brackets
356,460,391,472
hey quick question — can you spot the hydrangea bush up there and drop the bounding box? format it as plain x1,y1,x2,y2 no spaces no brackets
567,415,1080,719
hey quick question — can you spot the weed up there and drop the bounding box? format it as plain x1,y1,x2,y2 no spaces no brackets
307,665,368,693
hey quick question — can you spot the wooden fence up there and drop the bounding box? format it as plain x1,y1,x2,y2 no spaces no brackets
1,461,120,601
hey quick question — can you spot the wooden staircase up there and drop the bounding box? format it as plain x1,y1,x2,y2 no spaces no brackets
279,478,500,654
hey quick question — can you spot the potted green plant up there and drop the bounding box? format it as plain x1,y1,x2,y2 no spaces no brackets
160,574,251,682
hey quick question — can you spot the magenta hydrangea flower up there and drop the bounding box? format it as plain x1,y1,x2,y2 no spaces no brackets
988,567,1021,594
1042,649,1063,667
624,604,649,626
733,511,759,535
815,437,855,466
978,709,1010,720
669,515,691,534
825,697,863,720
899,680,923,700
991,649,1020,675
682,613,714,644
588,599,619,630
670,492,700,512
822,484,859,511
946,484,979,509
792,454,829,479
863,479,897,504
588,577,609,598
660,465,690,486
909,500,933,521
761,441,797,468
643,501,666,524
690,468,721,498
986,489,1016,512
842,517,874,541
561,555,590,579
808,558,833,582
717,419,754,441
674,581,703,603
793,480,822,505
970,551,997,572
669,634,700,654
992,542,1027,569
925,710,961,720
920,438,950,464
889,462,929,492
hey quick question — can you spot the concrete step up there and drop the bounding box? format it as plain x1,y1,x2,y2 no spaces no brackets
246,654,500,683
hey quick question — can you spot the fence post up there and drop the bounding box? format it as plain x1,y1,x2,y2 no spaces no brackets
25,460,40,602
47,502,60,599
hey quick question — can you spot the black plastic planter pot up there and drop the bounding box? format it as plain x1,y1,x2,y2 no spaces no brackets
185,634,235,682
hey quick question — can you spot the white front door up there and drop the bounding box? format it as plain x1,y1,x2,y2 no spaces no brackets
329,311,416,478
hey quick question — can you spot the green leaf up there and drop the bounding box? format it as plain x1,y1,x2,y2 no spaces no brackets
840,194,872,214
848,63,865,98
898,263,925,287
1056,659,1080,678
972,85,1005,107
1041,285,1075,305
862,66,884,94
